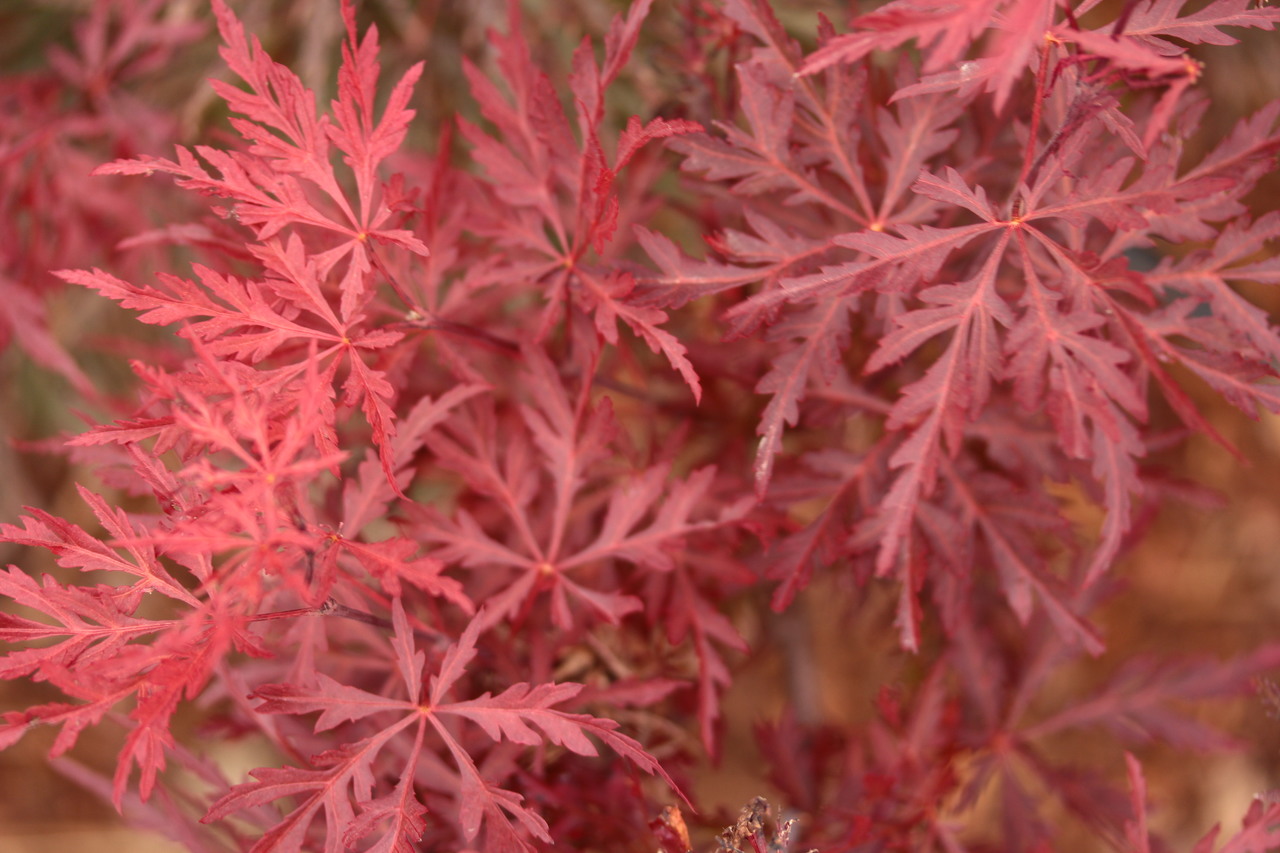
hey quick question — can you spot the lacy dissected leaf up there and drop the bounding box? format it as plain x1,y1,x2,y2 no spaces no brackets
0,559,256,809
575,269,701,401
634,226,775,310
341,383,489,537
1123,0,1280,53
773,220,1002,307
799,0,1044,111
860,240,1014,644
563,465,751,574
871,96,967,222
1147,212,1280,368
0,0,200,393
93,0,428,321
208,601,679,852
672,60,800,199
416,349,743,630
752,296,857,494
637,213,831,315
60,243,405,495
938,466,1103,654
1,486,197,605
335,536,472,610
55,263,342,363
1005,234,1149,584
1025,644,1280,749
803,0,1278,117
762,445,884,612
342,728,429,853
203,722,416,853
0,567,162,681
458,1,700,396
0,674,132,758
652,564,750,755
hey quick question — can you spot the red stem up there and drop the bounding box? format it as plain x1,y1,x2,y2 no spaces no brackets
1015,38,1055,202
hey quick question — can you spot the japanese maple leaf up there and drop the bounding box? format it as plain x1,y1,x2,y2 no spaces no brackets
802,0,1279,123
1122,0,1280,53
798,0,1044,111
0,569,166,684
205,599,681,852
0,484,199,607
0,560,265,809
59,237,409,495
459,0,702,398
855,235,1014,649
93,0,428,321
1144,211,1280,383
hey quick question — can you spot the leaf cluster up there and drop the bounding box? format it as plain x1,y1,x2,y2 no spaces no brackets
2,0,1280,851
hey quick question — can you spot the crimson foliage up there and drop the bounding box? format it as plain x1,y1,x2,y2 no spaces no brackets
2,0,1280,850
